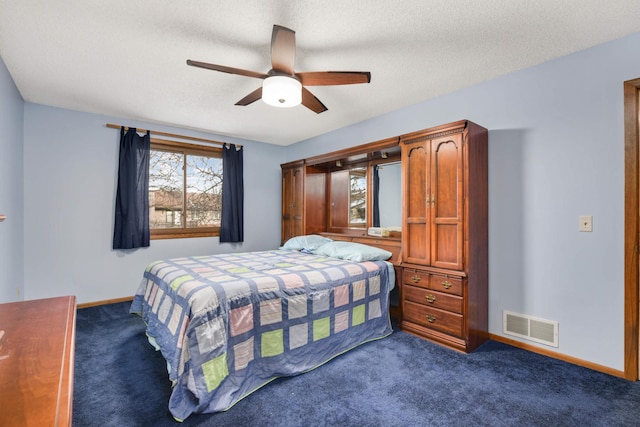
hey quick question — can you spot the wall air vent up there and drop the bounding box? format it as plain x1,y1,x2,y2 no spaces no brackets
503,310,558,347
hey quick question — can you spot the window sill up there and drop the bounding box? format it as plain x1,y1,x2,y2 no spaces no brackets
151,229,220,240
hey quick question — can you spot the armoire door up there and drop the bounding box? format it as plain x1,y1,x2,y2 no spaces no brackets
430,133,464,270
402,137,430,265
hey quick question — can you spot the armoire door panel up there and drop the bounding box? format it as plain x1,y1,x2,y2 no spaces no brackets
329,170,350,230
405,222,427,263
430,135,463,270
305,172,326,235
406,144,428,219
292,167,305,237
281,164,305,244
433,223,463,268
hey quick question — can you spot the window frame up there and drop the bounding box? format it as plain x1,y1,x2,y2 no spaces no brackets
149,138,223,240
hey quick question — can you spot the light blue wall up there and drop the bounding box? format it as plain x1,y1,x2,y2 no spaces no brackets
22,104,285,304
0,55,24,302
286,32,640,370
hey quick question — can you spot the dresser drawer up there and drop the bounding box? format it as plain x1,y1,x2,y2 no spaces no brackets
402,269,463,296
403,300,463,338
429,274,463,296
403,269,430,289
403,285,463,314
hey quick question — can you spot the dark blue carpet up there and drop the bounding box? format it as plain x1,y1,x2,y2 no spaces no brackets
73,302,640,426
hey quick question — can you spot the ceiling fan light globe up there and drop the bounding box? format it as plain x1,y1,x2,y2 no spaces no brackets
262,76,302,108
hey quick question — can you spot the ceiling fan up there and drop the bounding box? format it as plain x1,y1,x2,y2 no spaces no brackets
186,24,371,113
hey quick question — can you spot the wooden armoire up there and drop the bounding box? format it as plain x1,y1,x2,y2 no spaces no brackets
400,120,488,353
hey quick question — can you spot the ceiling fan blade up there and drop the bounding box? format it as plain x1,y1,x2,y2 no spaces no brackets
301,87,328,114
235,87,263,106
296,71,371,86
270,25,296,75
187,60,268,80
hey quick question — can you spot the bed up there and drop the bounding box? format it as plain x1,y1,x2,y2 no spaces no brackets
130,236,395,421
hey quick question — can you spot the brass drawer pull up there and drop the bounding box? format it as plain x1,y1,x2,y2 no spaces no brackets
426,314,436,323
441,280,452,289
425,294,436,303
412,275,421,283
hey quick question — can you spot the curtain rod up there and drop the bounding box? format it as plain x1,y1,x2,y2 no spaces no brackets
105,123,242,148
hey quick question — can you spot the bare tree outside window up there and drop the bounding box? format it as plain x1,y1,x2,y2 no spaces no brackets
186,155,223,228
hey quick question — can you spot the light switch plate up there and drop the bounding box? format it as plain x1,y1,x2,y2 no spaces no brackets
579,215,593,232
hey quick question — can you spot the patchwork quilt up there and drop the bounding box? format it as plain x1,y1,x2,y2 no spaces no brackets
130,249,393,421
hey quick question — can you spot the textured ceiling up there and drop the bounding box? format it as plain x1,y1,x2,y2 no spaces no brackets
1,1,639,145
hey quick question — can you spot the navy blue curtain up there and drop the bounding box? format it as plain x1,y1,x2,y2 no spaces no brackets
220,143,244,242
113,127,150,249
373,165,380,227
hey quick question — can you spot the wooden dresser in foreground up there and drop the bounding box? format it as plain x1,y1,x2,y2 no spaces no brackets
0,296,76,426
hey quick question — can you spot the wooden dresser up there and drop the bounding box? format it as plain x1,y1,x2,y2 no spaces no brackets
0,296,76,426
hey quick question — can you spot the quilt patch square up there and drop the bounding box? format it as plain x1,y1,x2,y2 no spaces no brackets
287,295,307,319
334,310,349,333
303,270,326,285
313,317,331,341
195,316,226,355
312,290,330,314
230,304,254,337
352,304,365,326
233,337,254,371
170,274,195,291
353,280,366,301
147,282,158,305
152,288,165,314
188,287,218,313
254,276,280,292
369,299,382,319
261,329,284,357
167,304,183,335
286,265,309,271
334,284,349,307
158,297,172,323
275,262,295,268
280,273,305,289
202,353,229,392
207,274,236,282
369,275,381,295
289,323,308,350
222,281,252,299
260,299,283,325
227,267,251,274
360,261,381,272
324,267,346,281
192,267,215,274
344,264,365,276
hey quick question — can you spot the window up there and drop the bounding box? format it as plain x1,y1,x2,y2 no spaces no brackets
149,139,223,239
